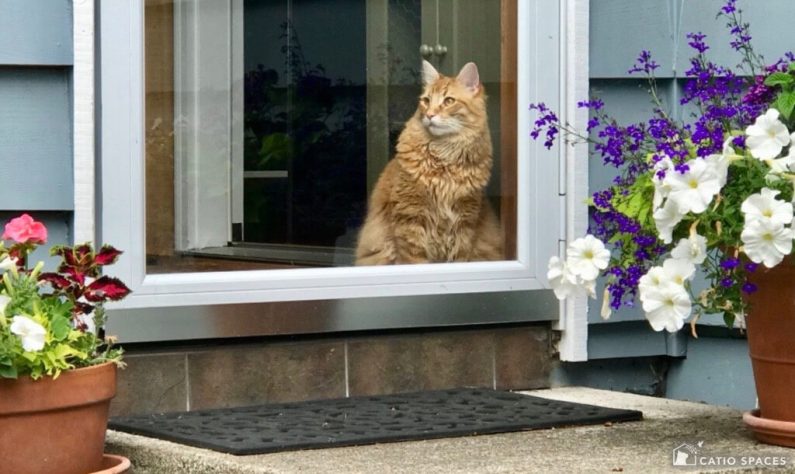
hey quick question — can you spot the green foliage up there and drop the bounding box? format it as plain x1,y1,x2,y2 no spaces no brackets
765,71,795,123
611,173,656,231
0,237,130,380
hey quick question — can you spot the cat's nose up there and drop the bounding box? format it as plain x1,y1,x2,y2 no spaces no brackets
425,112,436,120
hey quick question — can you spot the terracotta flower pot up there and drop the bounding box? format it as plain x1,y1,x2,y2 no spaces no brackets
744,260,795,447
0,362,117,474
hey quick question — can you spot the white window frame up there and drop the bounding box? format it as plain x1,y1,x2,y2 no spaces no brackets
98,0,590,360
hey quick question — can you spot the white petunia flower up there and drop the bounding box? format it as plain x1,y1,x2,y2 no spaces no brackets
664,159,722,214
671,233,708,265
768,149,795,174
547,256,582,300
638,266,668,299
581,277,597,299
741,188,794,226
704,137,738,188
652,156,674,209
566,235,610,281
0,257,15,272
746,109,791,160
641,282,692,332
741,219,794,268
639,258,694,306
9,315,47,352
662,258,696,285
653,198,685,244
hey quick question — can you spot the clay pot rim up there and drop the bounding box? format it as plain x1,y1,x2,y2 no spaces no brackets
0,360,117,382
743,409,795,434
0,361,117,415
91,454,131,474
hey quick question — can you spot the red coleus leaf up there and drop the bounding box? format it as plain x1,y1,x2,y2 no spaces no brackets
61,266,86,286
94,245,123,266
83,276,131,302
75,244,92,264
74,301,95,316
39,272,72,290
52,245,78,267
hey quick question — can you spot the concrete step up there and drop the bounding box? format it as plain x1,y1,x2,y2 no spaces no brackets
105,387,795,473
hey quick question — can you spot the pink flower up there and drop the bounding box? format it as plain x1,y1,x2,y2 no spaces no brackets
2,214,48,244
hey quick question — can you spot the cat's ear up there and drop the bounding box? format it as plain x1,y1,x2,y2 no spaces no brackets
422,60,440,85
456,62,480,94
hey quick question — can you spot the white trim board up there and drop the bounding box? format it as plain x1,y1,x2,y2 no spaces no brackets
73,0,95,243
556,0,591,362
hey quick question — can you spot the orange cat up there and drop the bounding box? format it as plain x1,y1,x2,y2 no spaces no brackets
355,61,503,265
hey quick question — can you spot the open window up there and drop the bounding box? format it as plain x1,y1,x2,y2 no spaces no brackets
100,0,587,357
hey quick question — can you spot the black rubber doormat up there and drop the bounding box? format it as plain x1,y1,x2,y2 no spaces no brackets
109,388,642,455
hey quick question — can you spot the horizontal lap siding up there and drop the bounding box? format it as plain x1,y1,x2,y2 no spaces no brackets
0,0,73,66
0,68,73,210
590,0,674,79
0,1,73,216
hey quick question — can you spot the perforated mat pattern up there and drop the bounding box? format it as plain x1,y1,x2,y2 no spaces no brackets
109,388,642,455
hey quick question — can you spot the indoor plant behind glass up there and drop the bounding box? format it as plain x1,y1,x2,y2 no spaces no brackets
0,214,132,473
532,0,795,447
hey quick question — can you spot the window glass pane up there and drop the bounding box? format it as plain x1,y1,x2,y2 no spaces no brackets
145,0,517,273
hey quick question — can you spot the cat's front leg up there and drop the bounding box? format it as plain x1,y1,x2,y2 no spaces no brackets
393,222,432,264
356,247,396,266
355,214,397,265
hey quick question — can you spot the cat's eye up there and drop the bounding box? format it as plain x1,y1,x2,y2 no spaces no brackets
443,97,456,106
420,97,430,106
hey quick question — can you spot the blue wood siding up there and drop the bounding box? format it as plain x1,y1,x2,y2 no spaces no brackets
0,68,73,211
0,0,73,65
666,335,755,409
590,0,676,78
591,0,793,79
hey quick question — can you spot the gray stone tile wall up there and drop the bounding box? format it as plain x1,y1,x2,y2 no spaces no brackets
110,324,552,416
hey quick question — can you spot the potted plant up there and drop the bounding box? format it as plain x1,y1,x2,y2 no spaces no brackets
532,0,795,447
0,214,132,473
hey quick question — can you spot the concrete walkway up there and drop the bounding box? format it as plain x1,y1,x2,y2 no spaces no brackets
105,387,795,473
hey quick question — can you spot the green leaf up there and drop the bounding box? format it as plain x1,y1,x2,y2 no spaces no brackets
723,312,736,328
52,343,85,362
50,315,71,341
765,72,795,87
0,364,17,379
775,92,795,121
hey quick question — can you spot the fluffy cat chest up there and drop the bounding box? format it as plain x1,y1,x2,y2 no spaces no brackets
393,191,480,227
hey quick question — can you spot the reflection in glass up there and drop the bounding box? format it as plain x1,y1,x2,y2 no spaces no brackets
144,0,516,273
